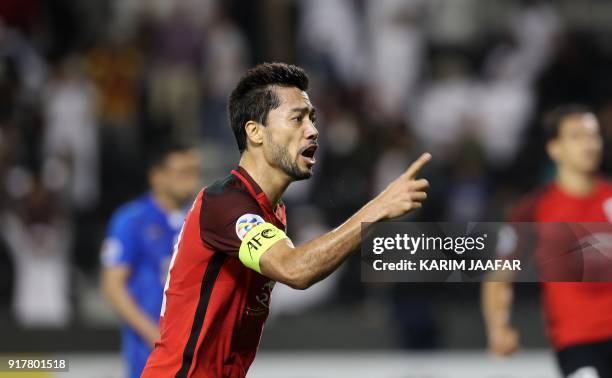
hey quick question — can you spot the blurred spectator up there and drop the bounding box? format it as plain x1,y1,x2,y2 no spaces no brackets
0,19,46,101
412,54,477,160
146,5,204,144
426,0,480,46
43,56,99,210
200,7,249,145
366,0,425,117
1,173,71,327
87,42,142,128
297,0,365,86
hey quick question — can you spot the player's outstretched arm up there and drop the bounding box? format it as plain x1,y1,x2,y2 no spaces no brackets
258,153,431,290
481,282,520,357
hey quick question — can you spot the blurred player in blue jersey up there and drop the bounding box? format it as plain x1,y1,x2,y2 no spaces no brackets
100,142,200,378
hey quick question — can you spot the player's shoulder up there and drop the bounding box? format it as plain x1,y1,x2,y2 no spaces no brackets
508,184,555,221
199,173,265,249
110,194,153,226
597,177,612,194
203,173,258,208
200,172,264,236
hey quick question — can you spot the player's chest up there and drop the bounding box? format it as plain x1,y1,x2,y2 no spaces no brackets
243,274,275,317
139,222,178,261
537,196,612,222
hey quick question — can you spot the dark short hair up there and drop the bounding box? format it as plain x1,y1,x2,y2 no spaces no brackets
228,62,309,153
543,104,594,142
147,141,193,172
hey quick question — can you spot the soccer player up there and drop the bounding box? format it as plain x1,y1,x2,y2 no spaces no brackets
142,63,431,377
101,143,200,378
482,106,612,377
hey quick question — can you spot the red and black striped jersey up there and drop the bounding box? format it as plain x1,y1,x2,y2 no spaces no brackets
142,166,287,378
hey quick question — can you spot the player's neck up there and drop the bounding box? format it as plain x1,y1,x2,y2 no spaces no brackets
239,154,289,207
152,191,181,213
555,168,597,197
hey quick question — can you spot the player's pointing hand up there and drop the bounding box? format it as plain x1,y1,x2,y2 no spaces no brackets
372,153,432,220
404,152,432,179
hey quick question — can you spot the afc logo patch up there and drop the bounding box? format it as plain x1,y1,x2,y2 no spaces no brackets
236,213,265,240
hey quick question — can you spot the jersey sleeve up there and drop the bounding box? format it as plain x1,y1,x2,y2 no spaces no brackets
200,191,267,257
201,190,291,274
100,211,140,268
507,196,537,222
495,194,539,261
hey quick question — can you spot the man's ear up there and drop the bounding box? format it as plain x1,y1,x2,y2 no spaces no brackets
148,167,162,190
245,120,264,147
546,140,560,162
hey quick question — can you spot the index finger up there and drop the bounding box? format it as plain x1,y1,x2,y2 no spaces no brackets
404,153,432,178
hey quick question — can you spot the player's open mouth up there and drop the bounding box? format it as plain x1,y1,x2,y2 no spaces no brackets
300,144,318,166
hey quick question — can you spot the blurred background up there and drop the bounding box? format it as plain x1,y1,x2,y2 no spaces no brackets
1,0,612,376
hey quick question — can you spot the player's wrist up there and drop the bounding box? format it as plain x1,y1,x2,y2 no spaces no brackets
360,200,388,223
486,324,512,337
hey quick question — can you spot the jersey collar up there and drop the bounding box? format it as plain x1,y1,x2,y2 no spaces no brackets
552,177,604,201
231,166,284,220
146,193,187,231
